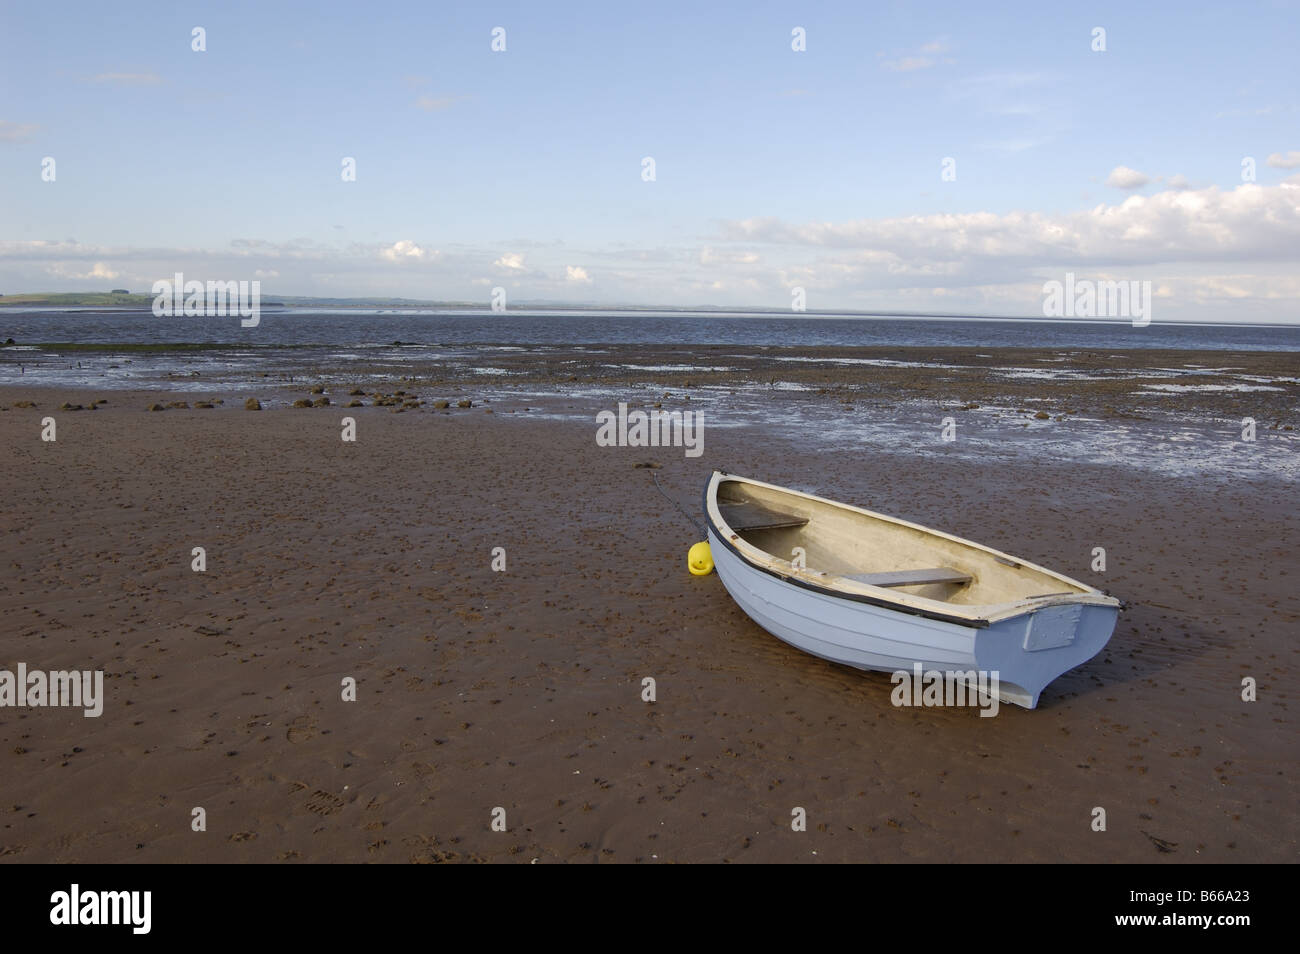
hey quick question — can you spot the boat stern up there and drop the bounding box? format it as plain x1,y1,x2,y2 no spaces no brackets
975,601,1121,708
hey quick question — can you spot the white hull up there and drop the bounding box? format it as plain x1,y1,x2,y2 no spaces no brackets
705,473,1121,709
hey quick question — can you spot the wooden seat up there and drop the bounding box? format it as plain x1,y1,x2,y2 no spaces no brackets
719,499,810,532
843,568,972,588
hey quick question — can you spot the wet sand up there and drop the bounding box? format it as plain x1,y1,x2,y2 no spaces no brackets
0,380,1294,863
5,344,1298,426
435,343,1300,422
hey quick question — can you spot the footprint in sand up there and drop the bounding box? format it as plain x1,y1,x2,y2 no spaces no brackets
286,715,317,744
305,790,344,816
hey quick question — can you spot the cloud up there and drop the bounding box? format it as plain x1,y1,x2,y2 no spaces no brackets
415,95,454,111
882,57,934,72
1267,151,1300,169
1214,105,1279,119
700,247,760,266
45,260,119,280
1167,174,1192,189
943,71,1060,152
380,240,433,262
0,120,39,143
881,37,953,72
980,137,1050,154
719,183,1300,269
950,71,1052,99
1105,166,1151,189
93,72,163,86
4,186,1297,321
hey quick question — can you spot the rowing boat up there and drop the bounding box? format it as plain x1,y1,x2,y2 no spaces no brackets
703,471,1121,709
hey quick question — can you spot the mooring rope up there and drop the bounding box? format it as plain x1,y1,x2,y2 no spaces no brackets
648,468,707,538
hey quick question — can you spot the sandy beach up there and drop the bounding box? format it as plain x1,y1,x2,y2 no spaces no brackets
1,361,1294,863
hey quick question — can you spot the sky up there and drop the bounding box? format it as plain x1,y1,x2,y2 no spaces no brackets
1,0,1298,321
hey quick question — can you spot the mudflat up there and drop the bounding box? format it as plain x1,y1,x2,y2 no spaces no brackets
0,371,1293,862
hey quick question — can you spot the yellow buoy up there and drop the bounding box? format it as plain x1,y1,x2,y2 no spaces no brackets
688,541,713,576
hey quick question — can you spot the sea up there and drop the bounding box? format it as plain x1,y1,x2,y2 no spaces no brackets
2,307,1299,351
2,308,1295,484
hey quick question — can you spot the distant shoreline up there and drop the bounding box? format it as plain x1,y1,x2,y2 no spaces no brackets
2,295,1296,327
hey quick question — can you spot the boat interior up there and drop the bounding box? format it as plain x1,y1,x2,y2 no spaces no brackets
715,478,1089,606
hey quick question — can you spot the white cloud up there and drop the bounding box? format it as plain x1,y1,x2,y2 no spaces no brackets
720,183,1300,269
949,71,1053,101
944,72,1060,152
44,260,119,280
883,57,934,72
381,240,432,262
93,72,163,86
981,137,1050,154
4,183,1298,321
1266,151,1300,169
882,37,953,72
700,247,760,266
1167,174,1191,190
0,120,39,143
1214,105,1279,119
1105,166,1150,189
415,95,454,111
